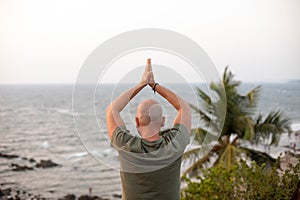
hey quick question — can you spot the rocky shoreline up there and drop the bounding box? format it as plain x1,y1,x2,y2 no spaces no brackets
0,152,61,171
0,152,119,200
0,186,112,200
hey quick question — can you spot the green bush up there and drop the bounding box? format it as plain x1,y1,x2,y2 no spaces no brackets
181,159,300,200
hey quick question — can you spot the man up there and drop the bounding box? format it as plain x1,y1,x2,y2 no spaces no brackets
106,58,191,200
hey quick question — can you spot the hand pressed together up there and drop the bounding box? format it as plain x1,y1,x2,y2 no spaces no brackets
140,58,155,87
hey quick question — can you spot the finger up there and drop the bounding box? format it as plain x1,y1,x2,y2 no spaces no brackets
146,58,152,72
147,71,153,76
146,71,152,79
148,72,155,83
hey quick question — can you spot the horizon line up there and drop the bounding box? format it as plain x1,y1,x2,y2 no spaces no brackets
0,80,298,85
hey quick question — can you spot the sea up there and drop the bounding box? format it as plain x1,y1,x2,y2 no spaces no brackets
0,82,300,199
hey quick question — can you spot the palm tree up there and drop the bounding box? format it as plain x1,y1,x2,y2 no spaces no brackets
183,67,291,176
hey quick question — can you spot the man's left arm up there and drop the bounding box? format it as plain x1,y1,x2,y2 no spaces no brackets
106,60,152,140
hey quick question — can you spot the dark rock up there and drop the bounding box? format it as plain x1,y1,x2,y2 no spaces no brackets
35,159,61,168
10,163,34,171
94,196,110,200
112,194,122,198
29,158,36,163
59,194,76,200
0,188,11,196
78,195,108,200
0,152,19,159
78,195,93,200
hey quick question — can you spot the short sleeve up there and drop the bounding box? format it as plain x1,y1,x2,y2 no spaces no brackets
111,126,142,152
161,124,190,147
111,126,134,148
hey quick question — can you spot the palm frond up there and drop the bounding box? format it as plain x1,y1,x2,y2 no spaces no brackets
190,128,208,144
190,104,220,133
197,88,212,106
182,147,202,163
254,110,292,146
223,66,241,89
243,117,255,141
190,103,212,124
182,152,213,177
246,86,261,104
210,82,226,101
239,86,261,116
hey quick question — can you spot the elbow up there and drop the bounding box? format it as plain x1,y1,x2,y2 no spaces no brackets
106,104,119,119
182,101,191,113
106,104,112,112
106,104,113,118
183,102,191,121
186,103,191,114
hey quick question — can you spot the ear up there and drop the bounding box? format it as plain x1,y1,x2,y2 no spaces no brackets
135,117,140,127
161,116,165,127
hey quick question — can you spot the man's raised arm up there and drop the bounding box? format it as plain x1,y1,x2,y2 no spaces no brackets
106,61,151,139
148,60,191,133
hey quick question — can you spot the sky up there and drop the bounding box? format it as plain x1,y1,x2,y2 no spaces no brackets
0,0,300,84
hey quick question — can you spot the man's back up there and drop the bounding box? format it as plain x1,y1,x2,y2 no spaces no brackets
112,124,190,200
120,157,182,200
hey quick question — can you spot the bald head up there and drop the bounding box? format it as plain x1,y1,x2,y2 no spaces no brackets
136,99,163,127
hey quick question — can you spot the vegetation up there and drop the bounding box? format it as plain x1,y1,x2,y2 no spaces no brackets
183,67,292,175
181,158,300,200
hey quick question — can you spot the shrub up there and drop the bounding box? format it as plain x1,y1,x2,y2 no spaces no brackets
181,158,300,200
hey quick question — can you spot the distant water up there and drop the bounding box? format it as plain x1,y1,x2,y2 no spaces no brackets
0,83,300,199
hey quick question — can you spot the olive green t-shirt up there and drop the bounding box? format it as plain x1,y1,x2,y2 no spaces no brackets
111,124,190,200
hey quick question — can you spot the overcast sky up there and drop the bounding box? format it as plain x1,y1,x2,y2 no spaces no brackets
1,0,300,84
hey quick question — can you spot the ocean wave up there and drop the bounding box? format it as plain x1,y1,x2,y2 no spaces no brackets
40,141,50,149
63,152,89,160
53,108,84,117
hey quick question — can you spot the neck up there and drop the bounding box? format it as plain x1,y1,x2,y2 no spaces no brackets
142,134,160,142
138,126,161,142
